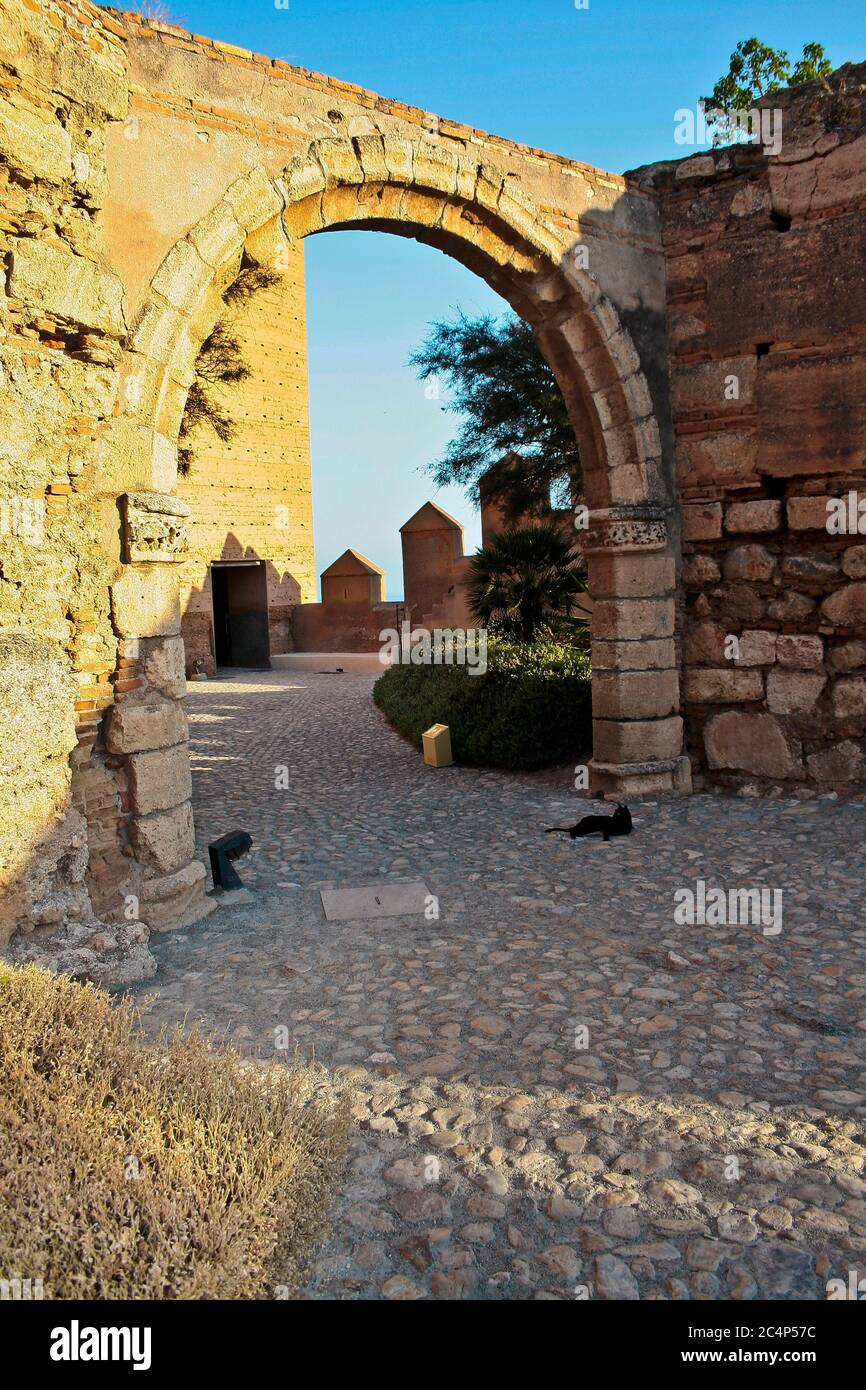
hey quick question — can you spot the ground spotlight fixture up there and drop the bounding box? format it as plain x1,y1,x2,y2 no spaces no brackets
208,831,253,891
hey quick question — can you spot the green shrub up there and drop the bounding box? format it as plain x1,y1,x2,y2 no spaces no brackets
373,636,592,770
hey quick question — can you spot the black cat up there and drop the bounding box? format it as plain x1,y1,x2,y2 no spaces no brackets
545,803,632,841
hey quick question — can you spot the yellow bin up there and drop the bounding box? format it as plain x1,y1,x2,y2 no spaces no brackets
422,723,453,767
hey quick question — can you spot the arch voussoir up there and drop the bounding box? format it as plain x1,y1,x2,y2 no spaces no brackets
223,165,285,231
410,140,460,196
381,133,414,183
474,164,506,214
283,154,327,203
352,133,390,183
311,136,365,187
129,293,189,362
185,201,245,272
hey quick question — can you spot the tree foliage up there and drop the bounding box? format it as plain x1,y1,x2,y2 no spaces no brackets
409,311,579,517
701,37,833,142
465,521,587,644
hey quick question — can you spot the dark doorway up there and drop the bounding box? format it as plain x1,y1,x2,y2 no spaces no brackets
210,561,270,669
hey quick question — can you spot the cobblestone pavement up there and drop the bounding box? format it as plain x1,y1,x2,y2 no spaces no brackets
129,670,866,1300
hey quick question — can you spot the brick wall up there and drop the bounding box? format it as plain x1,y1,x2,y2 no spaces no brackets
176,239,314,673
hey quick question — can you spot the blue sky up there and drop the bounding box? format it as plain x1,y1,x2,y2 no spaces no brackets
135,1,865,596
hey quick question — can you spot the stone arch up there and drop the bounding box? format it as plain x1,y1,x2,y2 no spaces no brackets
113,134,687,875
122,140,666,511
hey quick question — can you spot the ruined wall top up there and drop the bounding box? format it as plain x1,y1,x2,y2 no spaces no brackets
63,3,662,319
627,60,866,194
108,4,628,183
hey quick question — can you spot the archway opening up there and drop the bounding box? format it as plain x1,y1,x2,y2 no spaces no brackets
114,140,686,934
174,219,587,671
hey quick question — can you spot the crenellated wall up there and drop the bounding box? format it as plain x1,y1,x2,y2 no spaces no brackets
290,504,475,654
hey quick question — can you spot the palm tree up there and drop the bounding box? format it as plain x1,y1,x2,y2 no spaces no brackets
466,522,588,643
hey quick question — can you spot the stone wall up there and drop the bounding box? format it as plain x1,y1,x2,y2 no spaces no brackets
631,65,866,793
0,0,216,949
0,0,131,947
3,0,864,964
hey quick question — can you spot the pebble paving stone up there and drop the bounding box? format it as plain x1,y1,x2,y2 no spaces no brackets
128,670,866,1301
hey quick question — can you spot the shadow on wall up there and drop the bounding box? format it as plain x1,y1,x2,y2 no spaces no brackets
181,532,307,676
0,633,92,949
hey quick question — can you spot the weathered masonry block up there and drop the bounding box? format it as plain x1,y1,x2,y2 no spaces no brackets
108,491,214,930
121,493,190,564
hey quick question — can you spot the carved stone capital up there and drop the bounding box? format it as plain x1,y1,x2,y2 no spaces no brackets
121,492,190,564
583,506,669,555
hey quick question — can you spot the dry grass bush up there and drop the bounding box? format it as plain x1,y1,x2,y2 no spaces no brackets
0,965,349,1299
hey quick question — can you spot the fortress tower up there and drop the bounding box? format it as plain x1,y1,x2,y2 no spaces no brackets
176,240,315,673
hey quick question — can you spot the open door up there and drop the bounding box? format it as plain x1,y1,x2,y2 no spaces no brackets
210,561,270,669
